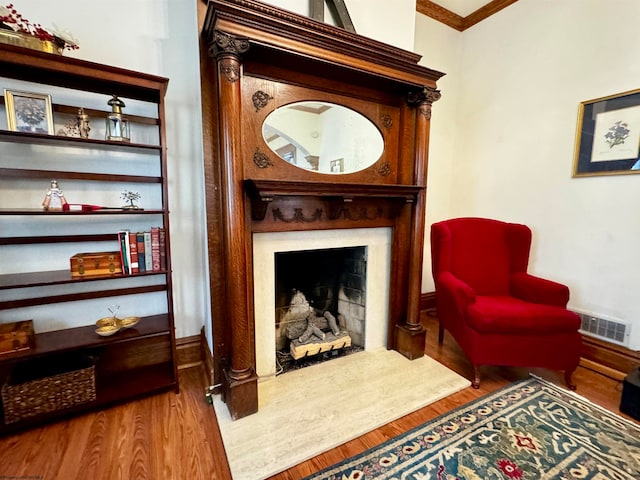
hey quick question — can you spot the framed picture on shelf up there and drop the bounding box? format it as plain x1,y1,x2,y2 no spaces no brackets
573,88,640,177
4,89,54,134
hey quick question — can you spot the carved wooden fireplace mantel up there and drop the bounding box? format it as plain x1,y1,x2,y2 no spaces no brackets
199,0,444,420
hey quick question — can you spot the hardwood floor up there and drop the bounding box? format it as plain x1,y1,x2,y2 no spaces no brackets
0,367,232,480
0,312,635,480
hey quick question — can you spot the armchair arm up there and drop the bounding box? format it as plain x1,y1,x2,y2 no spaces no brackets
436,271,477,317
510,272,570,307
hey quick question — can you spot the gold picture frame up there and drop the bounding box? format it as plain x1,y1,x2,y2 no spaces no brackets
4,89,54,134
573,88,640,177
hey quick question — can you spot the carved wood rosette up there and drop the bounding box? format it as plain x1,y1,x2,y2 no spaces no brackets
253,148,274,168
381,114,393,129
252,90,273,111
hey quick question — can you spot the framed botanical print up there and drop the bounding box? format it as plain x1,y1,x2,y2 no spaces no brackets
4,89,54,134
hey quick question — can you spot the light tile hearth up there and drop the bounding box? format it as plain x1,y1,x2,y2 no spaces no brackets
213,348,471,479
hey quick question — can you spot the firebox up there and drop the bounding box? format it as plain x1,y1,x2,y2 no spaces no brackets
253,228,392,381
274,246,366,374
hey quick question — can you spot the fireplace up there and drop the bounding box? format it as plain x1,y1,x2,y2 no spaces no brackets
253,228,391,379
201,0,442,419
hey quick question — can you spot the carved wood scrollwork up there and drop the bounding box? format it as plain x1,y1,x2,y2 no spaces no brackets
211,30,250,56
219,59,240,83
252,90,273,111
253,148,274,168
407,87,442,120
332,206,384,221
209,30,250,83
272,208,323,223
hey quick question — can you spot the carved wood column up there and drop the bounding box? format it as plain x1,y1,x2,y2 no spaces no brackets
209,30,258,419
395,87,441,360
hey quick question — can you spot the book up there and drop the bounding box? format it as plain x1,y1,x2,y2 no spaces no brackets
144,231,153,272
159,227,166,271
136,232,146,273
118,230,129,275
128,232,139,274
150,227,161,272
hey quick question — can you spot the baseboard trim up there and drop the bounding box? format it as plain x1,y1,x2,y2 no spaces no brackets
420,291,639,379
176,334,203,370
201,326,215,388
420,292,436,311
580,334,640,378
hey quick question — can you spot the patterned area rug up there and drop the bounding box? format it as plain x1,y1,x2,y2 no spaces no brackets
303,377,640,480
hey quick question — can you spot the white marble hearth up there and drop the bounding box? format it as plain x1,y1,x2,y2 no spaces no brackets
213,348,471,480
253,227,392,379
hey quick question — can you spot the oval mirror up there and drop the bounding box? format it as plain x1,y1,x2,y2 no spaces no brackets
262,101,384,174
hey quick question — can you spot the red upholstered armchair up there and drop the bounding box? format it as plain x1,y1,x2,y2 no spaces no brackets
430,217,582,389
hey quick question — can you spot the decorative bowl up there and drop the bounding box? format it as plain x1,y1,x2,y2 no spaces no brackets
95,324,120,336
118,316,140,329
96,317,118,328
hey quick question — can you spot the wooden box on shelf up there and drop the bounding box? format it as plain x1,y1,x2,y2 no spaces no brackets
70,251,122,277
0,320,35,355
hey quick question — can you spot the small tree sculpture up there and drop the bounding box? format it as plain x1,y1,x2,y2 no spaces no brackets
121,190,142,210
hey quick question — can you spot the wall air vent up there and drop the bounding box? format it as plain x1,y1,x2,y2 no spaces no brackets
576,311,631,347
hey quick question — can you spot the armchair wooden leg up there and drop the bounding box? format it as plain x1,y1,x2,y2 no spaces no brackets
564,369,577,390
472,365,480,389
438,324,444,345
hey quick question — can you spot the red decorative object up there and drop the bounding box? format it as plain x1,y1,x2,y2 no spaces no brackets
430,217,582,389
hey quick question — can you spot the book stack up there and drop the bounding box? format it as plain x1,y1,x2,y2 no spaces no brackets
117,228,166,274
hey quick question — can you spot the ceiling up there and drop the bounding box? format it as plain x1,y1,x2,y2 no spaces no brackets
431,0,493,17
416,0,518,31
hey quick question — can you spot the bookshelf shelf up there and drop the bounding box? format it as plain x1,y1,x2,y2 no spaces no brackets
0,209,166,215
0,168,162,184
0,269,169,290
0,129,161,152
0,43,177,435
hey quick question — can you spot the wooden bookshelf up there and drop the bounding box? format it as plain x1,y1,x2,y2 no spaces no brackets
0,43,177,434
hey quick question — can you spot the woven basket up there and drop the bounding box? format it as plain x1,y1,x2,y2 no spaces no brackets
2,363,96,424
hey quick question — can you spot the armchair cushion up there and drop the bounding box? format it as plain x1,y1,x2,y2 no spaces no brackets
467,295,581,335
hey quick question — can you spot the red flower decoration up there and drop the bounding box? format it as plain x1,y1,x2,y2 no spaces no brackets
497,458,523,479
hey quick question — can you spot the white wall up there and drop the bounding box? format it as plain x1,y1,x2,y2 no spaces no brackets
262,0,416,50
416,0,640,350
414,13,462,290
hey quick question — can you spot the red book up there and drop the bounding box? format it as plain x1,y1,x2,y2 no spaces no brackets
150,227,161,272
159,227,166,271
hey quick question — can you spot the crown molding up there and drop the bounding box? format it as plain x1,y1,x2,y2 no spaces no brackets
416,0,518,31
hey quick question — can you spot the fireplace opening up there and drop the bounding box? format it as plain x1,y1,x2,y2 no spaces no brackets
274,246,366,375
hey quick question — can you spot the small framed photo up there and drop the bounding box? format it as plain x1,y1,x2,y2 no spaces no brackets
4,89,54,134
573,88,640,177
